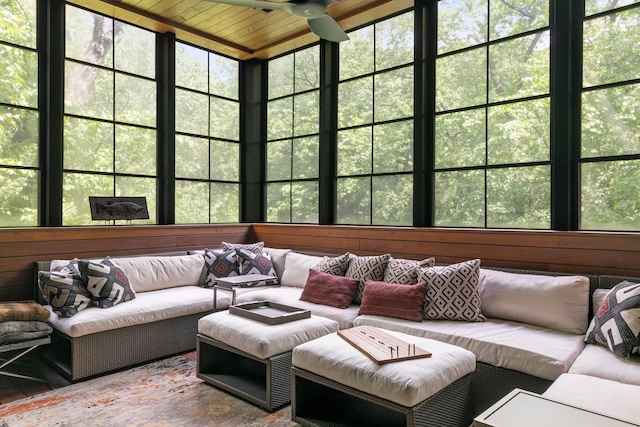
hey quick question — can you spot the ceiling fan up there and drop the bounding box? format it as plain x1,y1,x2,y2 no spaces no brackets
204,0,350,43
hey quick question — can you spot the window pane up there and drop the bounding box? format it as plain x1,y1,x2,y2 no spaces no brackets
340,26,374,80
294,46,320,92
210,182,239,223
293,91,319,136
372,175,412,226
292,181,318,223
210,140,239,181
176,42,208,91
373,121,413,174
435,109,486,169
438,0,487,55
0,45,37,107
0,106,38,167
210,97,239,140
583,7,640,87
337,177,370,225
176,135,208,179
63,172,112,225
116,176,155,224
1,0,37,48
488,98,550,164
293,137,319,180
489,0,549,40
114,22,155,78
586,0,640,16
115,125,156,175
115,74,156,127
65,6,113,67
487,165,550,228
210,53,238,99
581,160,640,231
374,67,413,122
267,182,290,222
582,84,640,158
65,62,113,120
175,89,208,135
175,181,209,224
64,117,113,172
436,47,486,111
375,12,414,70
337,127,371,176
267,97,293,140
0,168,38,226
434,170,485,227
268,54,294,99
488,31,550,103
267,140,292,181
338,77,373,128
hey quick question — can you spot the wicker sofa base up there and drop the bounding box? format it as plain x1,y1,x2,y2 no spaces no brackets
196,334,292,411
42,312,209,382
292,366,473,427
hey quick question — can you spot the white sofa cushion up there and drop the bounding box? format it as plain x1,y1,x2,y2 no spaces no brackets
354,315,585,381
280,252,323,288
114,255,204,292
568,343,640,386
263,247,291,280
478,268,590,334
45,286,214,337
543,373,640,425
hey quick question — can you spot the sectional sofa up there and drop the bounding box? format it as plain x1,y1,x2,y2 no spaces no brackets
33,245,640,423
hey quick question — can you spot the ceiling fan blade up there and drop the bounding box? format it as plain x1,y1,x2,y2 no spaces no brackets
307,14,349,42
203,0,293,13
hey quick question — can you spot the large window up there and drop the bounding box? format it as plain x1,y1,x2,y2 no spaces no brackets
0,0,38,226
63,5,157,225
580,0,640,230
336,12,414,226
265,46,320,223
434,0,551,228
174,42,240,224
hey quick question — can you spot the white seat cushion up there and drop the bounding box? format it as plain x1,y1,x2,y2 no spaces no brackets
543,373,640,425
568,344,640,386
354,315,585,381
292,329,475,407
198,311,338,359
46,286,214,337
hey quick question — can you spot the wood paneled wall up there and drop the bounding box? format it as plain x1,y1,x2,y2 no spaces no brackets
253,224,640,278
0,224,254,302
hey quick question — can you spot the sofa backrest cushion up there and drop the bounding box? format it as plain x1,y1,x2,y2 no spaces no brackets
281,252,323,288
479,268,590,334
263,247,291,280
114,254,204,292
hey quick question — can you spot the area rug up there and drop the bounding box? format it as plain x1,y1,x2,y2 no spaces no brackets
0,352,297,426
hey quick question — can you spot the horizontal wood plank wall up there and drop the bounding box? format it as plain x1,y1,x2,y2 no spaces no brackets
252,224,640,278
0,224,254,302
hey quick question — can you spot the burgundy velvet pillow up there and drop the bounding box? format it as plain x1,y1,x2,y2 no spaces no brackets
299,269,360,309
358,280,428,322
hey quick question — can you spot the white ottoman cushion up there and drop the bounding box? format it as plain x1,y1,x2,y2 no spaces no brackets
198,311,338,359
292,328,475,407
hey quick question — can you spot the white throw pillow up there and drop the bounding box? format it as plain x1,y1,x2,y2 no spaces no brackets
479,268,590,334
280,252,323,288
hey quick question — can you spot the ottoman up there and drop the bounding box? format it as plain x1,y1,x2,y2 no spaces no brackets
197,310,339,411
292,328,476,427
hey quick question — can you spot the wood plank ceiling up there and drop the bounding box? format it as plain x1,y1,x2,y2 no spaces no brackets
69,0,414,60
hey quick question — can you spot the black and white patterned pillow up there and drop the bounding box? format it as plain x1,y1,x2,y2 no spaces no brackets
235,249,279,287
78,260,136,308
418,259,485,322
38,271,93,317
222,241,264,254
345,254,390,304
383,257,435,285
51,258,82,277
586,281,640,359
203,249,240,288
315,252,351,276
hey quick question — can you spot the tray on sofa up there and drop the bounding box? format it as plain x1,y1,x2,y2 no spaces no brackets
229,301,310,325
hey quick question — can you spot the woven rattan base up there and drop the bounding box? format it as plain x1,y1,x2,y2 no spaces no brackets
196,334,292,411
292,367,473,427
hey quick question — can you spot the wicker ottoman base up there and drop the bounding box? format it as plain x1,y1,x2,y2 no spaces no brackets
196,334,291,411
292,367,473,427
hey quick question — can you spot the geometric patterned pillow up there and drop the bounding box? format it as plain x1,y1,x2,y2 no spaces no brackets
585,281,640,359
314,252,351,276
222,241,264,255
77,260,136,308
345,254,390,304
383,257,436,285
203,249,240,288
50,258,82,277
37,271,93,317
235,249,279,287
418,259,485,322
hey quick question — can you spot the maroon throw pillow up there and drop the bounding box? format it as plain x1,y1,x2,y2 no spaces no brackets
299,269,360,309
358,280,428,322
